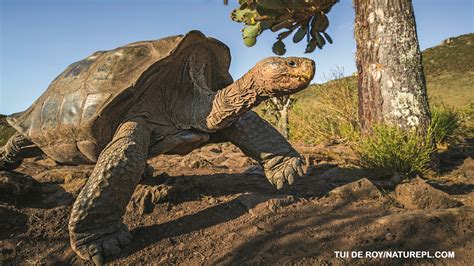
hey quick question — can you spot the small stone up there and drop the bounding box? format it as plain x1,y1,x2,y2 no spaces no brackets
394,177,462,210
327,178,383,202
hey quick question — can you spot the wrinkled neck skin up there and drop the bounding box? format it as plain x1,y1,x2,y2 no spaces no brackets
204,70,265,131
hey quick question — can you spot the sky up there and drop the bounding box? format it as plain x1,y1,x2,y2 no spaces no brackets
1,0,473,115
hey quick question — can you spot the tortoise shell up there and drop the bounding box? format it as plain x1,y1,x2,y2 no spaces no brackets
7,31,231,163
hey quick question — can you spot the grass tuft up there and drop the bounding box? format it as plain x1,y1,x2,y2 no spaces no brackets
356,125,436,178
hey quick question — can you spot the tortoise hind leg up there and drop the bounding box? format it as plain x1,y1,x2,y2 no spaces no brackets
68,118,151,264
0,132,36,171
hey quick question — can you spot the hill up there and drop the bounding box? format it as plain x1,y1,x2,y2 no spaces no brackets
423,33,474,107
297,32,474,108
260,33,474,144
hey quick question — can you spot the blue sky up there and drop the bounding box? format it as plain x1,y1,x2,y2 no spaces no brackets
1,0,473,115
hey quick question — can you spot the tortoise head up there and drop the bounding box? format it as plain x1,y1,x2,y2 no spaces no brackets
250,57,315,98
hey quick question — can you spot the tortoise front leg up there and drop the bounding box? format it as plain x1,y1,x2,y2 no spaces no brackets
0,132,37,171
68,118,151,264
218,111,304,189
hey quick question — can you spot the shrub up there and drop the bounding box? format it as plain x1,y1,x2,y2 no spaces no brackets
456,103,474,140
430,105,460,145
357,125,436,178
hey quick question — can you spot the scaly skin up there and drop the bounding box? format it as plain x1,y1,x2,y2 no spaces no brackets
68,117,151,264
0,132,34,171
2,55,314,264
220,111,304,189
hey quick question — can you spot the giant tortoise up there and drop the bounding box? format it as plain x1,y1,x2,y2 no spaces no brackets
0,31,315,263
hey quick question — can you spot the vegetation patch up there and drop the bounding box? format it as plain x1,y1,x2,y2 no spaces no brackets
0,115,15,146
356,125,436,178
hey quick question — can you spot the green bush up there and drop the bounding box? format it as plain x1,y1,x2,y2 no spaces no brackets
456,103,474,140
357,125,436,178
430,105,460,145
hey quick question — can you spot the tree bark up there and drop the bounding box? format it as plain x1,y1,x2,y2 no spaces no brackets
354,0,431,134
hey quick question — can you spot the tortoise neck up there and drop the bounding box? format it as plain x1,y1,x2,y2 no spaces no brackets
204,72,261,131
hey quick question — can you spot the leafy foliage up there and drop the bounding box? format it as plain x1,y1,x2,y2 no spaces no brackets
227,0,338,54
430,105,460,145
357,125,436,178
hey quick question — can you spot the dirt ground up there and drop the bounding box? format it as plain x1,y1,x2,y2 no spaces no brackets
1,141,473,265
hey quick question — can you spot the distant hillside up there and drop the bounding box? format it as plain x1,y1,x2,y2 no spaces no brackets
297,33,474,108
423,33,474,108
423,33,474,76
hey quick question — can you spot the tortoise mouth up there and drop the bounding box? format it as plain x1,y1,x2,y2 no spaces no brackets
287,73,313,83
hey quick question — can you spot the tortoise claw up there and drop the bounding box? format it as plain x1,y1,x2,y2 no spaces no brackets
71,223,132,264
92,254,103,265
265,156,305,189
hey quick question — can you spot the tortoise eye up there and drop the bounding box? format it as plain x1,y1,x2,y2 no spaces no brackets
288,61,297,68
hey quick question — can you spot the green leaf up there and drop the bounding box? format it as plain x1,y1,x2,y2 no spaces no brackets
322,31,333,44
242,23,261,38
243,11,259,25
231,9,245,22
272,40,286,55
292,25,307,43
243,36,257,47
305,38,317,53
315,32,326,48
313,12,329,32
278,30,293,40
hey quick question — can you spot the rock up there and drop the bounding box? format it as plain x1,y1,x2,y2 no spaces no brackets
376,206,472,226
394,177,463,210
320,167,403,189
461,157,474,178
238,194,296,217
326,178,383,203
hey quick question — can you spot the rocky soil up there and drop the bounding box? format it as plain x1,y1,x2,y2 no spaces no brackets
1,142,473,265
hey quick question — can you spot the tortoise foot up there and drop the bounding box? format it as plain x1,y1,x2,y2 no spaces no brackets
71,223,132,264
0,147,23,171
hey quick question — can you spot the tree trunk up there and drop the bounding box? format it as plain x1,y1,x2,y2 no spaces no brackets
354,0,431,134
